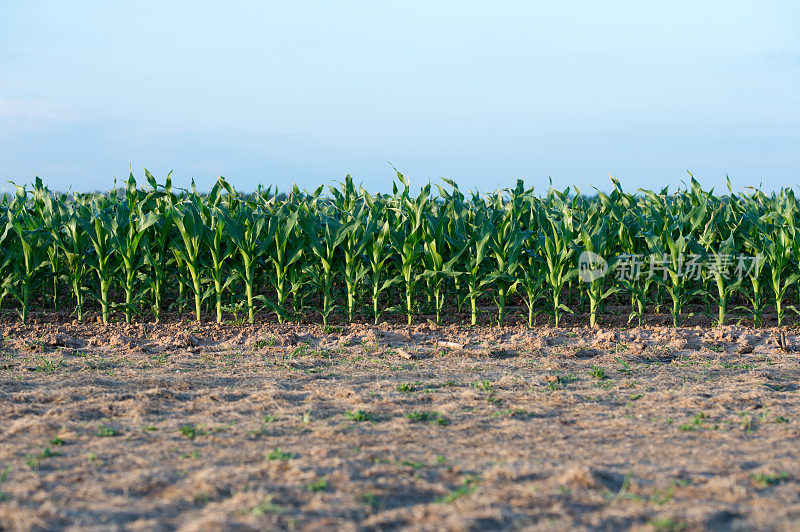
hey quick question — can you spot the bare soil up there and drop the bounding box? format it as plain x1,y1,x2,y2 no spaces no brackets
1,319,800,531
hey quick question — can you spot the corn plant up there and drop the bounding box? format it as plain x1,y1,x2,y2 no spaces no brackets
578,218,618,328
597,181,650,325
300,200,349,326
42,195,89,320
224,193,269,323
0,208,12,314
27,178,64,312
518,244,547,327
422,200,464,324
484,185,528,324
141,172,176,321
337,207,373,322
534,190,577,326
698,200,742,327
459,203,492,326
263,200,303,323
364,200,395,324
746,192,799,326
388,175,429,325
641,185,706,327
5,185,50,322
173,193,207,323
109,174,160,323
81,198,116,323
436,178,469,312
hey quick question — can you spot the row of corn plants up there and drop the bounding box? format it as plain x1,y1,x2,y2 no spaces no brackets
1,172,799,327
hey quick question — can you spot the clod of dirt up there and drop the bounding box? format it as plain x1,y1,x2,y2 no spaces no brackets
667,335,701,350
437,341,465,349
224,332,248,346
558,465,629,493
571,347,604,359
530,337,547,349
42,334,85,349
592,330,619,346
336,334,356,346
628,329,645,341
279,333,306,347
737,340,755,354
532,335,558,348
108,334,135,348
360,330,379,345
559,464,597,488
488,349,513,359
376,330,412,347
591,469,630,493
396,348,415,360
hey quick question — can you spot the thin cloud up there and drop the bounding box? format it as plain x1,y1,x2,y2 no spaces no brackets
0,99,77,122
763,51,800,65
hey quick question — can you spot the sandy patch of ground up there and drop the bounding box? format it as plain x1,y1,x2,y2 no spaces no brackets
1,320,799,530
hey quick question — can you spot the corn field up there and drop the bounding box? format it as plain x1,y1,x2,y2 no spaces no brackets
1,171,799,327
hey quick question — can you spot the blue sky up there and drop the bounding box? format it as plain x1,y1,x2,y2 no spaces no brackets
1,1,798,194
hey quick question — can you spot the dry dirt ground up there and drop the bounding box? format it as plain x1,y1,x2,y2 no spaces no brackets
1,320,800,531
